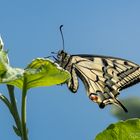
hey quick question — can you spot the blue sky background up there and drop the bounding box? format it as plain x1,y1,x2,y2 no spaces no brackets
0,0,140,140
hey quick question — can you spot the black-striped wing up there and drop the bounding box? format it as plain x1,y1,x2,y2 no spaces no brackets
64,54,140,112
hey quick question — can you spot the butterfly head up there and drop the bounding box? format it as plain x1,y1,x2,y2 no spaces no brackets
56,50,70,67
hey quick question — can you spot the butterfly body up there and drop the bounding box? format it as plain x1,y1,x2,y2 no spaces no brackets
56,50,140,112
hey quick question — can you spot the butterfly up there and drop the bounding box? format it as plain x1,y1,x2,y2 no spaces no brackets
55,25,140,112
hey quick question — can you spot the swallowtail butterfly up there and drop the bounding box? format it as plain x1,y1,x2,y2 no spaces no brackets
55,25,140,112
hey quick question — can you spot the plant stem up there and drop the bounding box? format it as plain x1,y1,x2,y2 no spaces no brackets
21,77,28,140
7,85,22,136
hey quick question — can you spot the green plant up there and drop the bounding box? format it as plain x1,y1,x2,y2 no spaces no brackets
0,37,70,140
95,118,140,140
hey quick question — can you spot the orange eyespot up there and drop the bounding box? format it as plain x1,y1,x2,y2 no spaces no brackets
89,94,98,101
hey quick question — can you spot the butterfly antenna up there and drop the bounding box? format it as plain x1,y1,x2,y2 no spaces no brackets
59,25,65,51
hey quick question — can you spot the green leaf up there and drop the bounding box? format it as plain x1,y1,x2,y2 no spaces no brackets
0,38,70,89
24,58,71,89
95,118,140,140
111,97,140,120
0,37,24,88
1,67,24,88
0,37,9,76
